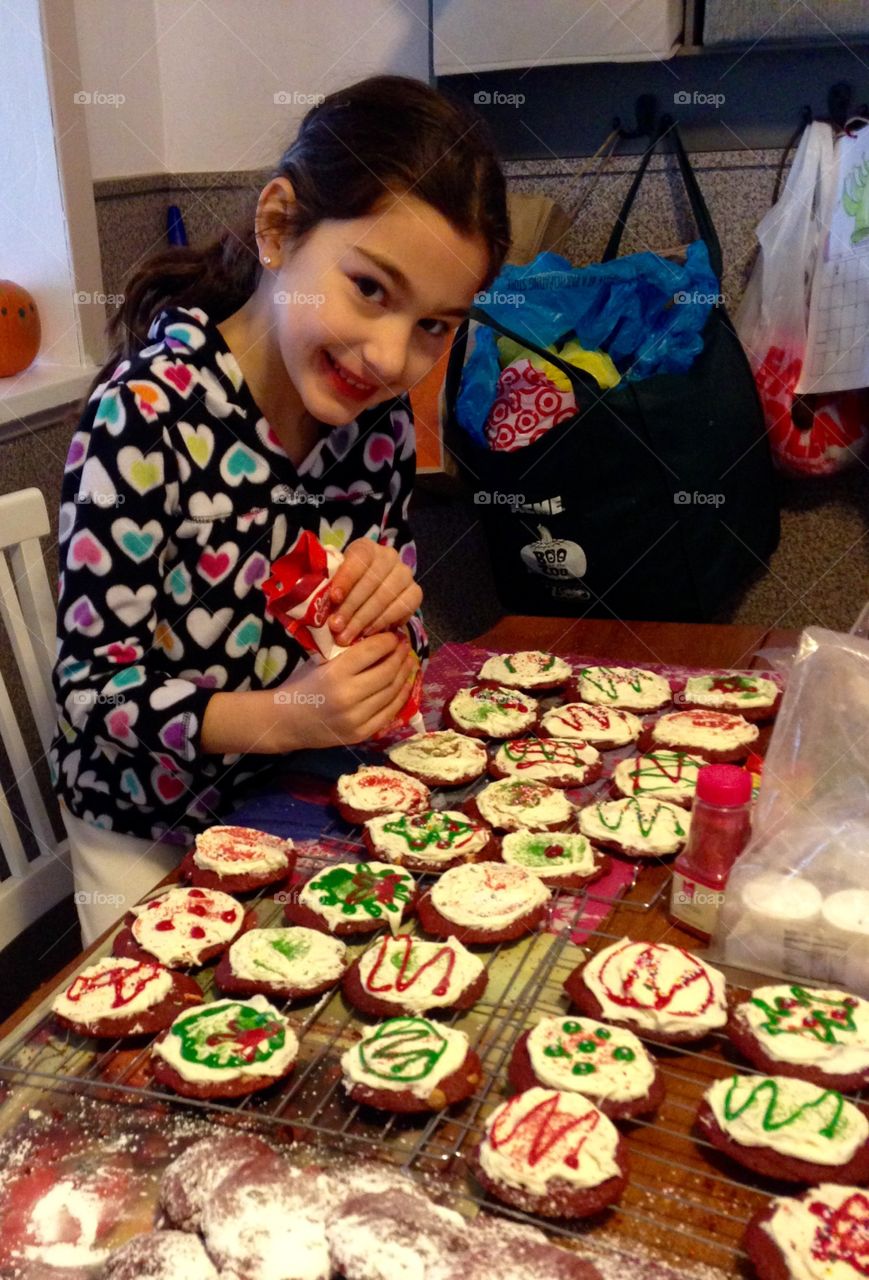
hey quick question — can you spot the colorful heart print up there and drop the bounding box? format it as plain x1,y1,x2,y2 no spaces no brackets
118,446,165,495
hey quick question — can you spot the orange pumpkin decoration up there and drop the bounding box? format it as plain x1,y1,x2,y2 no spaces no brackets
0,281,41,377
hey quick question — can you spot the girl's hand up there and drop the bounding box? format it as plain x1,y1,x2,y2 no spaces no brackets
274,630,418,749
327,539,422,646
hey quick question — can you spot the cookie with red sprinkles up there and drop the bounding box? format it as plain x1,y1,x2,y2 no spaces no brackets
744,1184,869,1280
179,824,295,893
416,861,550,943
333,765,430,824
638,709,759,763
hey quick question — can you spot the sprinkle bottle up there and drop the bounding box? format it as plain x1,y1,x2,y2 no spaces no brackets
669,764,753,942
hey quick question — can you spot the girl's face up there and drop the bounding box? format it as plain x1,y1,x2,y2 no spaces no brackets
262,184,491,425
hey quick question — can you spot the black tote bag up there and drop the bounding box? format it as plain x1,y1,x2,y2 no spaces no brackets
444,121,780,623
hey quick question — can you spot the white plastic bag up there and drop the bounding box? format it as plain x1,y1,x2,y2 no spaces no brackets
710,626,869,995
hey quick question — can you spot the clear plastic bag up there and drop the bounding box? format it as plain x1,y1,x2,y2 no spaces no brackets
710,626,869,995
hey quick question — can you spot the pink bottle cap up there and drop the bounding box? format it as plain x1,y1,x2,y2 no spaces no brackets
696,763,752,807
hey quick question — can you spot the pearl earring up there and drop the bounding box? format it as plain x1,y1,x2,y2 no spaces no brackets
262,256,271,265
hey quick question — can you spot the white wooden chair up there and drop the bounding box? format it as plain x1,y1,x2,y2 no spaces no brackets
0,487,72,947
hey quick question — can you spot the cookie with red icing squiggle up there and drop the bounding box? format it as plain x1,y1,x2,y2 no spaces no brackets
640,709,759,763
52,956,203,1038
540,703,642,749
488,737,602,788
611,751,703,807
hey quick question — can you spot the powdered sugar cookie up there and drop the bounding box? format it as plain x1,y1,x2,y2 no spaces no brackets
640,709,759,763
680,672,782,722
340,1016,481,1112
697,1074,869,1184
52,956,203,1038
744,1184,869,1280
569,666,671,711
611,751,703,807
578,796,691,859
445,685,538,740
343,934,487,1018
214,927,348,1001
334,766,430,824
727,983,869,1093
327,1188,467,1280
417,861,550,943
179,825,294,893
471,1087,628,1218
386,730,487,787
509,1015,664,1120
103,1232,218,1280
488,738,602,788
469,778,574,832
566,937,727,1045
158,1133,282,1230
363,809,497,874
499,830,608,889
113,886,251,969
284,861,416,937
151,995,298,1099
540,703,642,749
478,650,571,690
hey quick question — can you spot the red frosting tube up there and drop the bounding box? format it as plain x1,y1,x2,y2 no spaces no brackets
261,529,424,734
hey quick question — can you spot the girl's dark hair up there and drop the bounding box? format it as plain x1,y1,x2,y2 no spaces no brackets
84,75,509,400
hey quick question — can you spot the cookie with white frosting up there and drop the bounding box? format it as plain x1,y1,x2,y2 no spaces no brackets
488,737,602,788
568,666,671,711
214,927,348,1001
342,934,487,1018
478,650,571,690
697,1073,869,1184
578,796,691,859
386,730,487,787
151,995,298,1098
744,1184,869,1280
680,672,782,722
471,1087,628,1218
284,861,416,937
727,983,869,1093
340,1017,481,1112
363,809,497,873
179,825,295,893
52,956,203,1038
334,766,430,824
113,886,252,969
508,1015,664,1120
445,685,539,740
565,936,728,1045
417,861,550,943
540,703,642,749
468,778,574,832
611,751,704,807
499,830,609,889
640,709,759,763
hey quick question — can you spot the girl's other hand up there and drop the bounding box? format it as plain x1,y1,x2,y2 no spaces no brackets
327,538,422,646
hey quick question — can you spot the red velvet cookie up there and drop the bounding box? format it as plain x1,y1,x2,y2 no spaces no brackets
610,751,703,808
342,933,487,1018
340,1016,481,1112
697,1074,869,1185
327,1187,468,1280
638,709,759,763
678,672,783,723
214,926,348,1001
283,861,416,936
416,861,550,943
151,995,298,1099
112,886,253,969
456,1215,602,1280
726,983,869,1094
158,1133,282,1230
488,737,602,788
385,729,487,787
444,684,539,740
363,809,497,874
497,829,609,890
508,1016,664,1121
744,1185,869,1280
568,665,671,712
578,796,691,859
179,824,295,893
468,778,575,833
478,650,572,691
565,937,728,1046
51,956,203,1038
103,1231,218,1280
539,702,642,749
471,1087,629,1218
333,765,430,823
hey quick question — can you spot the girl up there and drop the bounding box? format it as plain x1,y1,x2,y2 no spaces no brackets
51,74,509,944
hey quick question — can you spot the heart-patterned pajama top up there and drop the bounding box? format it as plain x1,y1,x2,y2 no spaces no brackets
50,305,428,845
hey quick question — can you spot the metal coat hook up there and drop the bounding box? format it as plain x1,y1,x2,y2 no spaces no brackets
613,93,658,141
